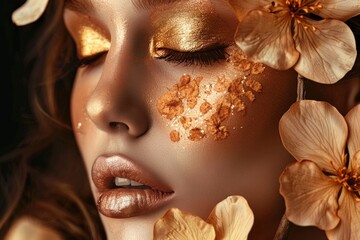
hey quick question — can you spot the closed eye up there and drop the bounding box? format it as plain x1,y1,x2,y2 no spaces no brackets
154,44,229,66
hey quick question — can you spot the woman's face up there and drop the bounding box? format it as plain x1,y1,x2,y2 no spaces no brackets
65,0,298,238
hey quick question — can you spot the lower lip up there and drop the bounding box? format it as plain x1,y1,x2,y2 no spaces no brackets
97,188,174,218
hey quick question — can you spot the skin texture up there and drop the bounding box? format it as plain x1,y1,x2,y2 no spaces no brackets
5,218,62,240
64,0,330,239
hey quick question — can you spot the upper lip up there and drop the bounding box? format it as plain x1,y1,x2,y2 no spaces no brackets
91,154,174,218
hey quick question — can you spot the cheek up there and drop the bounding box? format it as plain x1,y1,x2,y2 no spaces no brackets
70,68,102,171
155,47,298,146
153,48,298,201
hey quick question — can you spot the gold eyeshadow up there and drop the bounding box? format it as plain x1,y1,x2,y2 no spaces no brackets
77,24,110,58
150,9,230,57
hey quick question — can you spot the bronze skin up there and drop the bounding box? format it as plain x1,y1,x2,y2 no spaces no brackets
64,0,308,239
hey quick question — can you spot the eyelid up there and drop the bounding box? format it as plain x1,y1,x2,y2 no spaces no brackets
77,25,111,59
78,51,108,68
152,44,229,66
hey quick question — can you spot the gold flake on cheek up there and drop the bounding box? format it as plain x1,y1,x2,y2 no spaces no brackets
77,25,110,58
156,47,265,143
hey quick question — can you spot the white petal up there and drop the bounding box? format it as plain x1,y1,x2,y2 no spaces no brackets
207,196,254,240
235,10,299,70
294,18,357,84
280,161,341,230
279,100,348,173
228,0,272,21
314,0,360,21
326,190,360,240
12,0,49,26
345,104,360,160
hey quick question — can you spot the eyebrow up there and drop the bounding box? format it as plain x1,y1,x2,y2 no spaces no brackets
65,0,182,13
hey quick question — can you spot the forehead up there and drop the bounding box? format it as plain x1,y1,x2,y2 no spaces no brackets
65,0,187,13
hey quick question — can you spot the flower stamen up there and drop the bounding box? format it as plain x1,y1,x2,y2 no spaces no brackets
336,167,360,201
285,0,322,31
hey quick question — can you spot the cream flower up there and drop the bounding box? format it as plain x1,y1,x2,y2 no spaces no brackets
153,196,254,240
279,100,360,239
12,0,49,26
229,0,360,84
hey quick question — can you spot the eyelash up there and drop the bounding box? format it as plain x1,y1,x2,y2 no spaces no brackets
155,45,229,66
77,45,229,68
78,52,107,68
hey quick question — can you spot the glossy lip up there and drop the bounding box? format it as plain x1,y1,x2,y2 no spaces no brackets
92,155,174,218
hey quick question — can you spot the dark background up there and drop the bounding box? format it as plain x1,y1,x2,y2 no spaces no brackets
0,0,32,156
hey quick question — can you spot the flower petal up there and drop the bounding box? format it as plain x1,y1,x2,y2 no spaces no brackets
228,0,272,21
235,10,299,70
207,196,254,240
279,161,341,230
153,208,215,240
314,0,360,21
326,190,360,240
349,151,360,179
293,18,356,84
12,0,49,26
279,100,348,172
345,104,360,160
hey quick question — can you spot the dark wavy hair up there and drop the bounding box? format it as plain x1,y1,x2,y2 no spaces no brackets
0,1,105,239
1,0,359,239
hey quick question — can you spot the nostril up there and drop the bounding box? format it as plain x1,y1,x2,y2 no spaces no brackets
109,122,129,130
355,92,360,103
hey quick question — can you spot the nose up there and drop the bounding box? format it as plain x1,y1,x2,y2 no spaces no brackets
85,45,150,137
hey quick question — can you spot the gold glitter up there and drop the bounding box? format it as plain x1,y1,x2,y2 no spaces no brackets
214,75,231,93
245,91,256,102
251,63,266,75
200,101,212,115
245,79,263,93
180,116,192,130
156,46,265,143
78,25,110,58
228,79,245,99
178,75,201,99
233,98,246,112
206,114,230,141
170,130,181,142
188,128,206,141
156,88,184,120
216,96,232,121
176,74,202,109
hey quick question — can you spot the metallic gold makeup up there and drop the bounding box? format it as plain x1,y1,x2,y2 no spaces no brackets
150,8,230,57
77,24,110,58
156,47,266,142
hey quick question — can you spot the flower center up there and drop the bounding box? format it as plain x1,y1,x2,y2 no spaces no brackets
337,167,360,201
285,0,323,17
